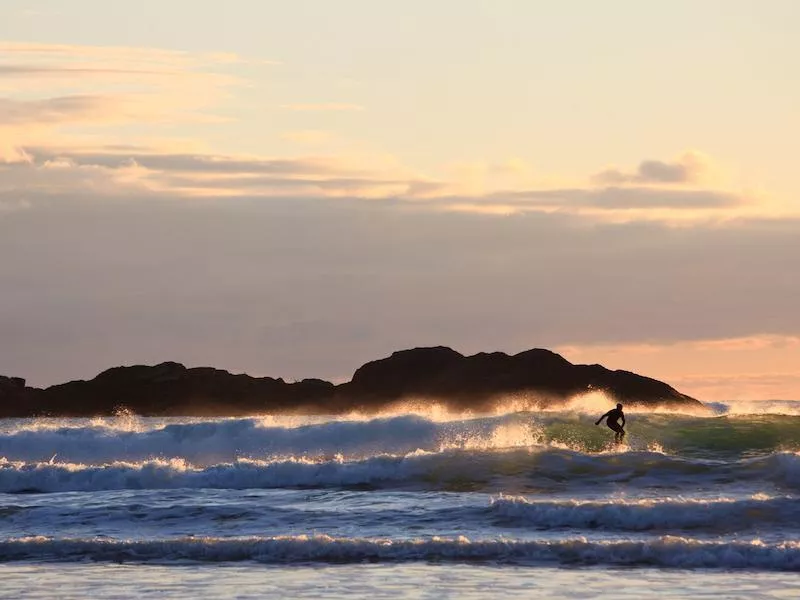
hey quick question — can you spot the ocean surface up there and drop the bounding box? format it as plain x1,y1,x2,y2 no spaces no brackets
2,394,800,598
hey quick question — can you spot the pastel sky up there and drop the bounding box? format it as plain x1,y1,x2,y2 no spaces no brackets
1,0,799,400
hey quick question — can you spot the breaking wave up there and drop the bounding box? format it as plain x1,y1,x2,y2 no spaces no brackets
2,404,800,494
1,407,800,466
2,447,800,494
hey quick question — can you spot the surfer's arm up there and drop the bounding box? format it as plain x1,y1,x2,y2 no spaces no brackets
595,412,609,425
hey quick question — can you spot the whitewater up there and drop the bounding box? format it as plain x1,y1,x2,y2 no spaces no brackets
2,398,800,598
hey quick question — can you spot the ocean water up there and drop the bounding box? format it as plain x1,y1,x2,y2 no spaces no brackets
2,396,800,598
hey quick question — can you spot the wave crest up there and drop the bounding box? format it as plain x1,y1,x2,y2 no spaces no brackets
3,447,800,493
2,534,799,570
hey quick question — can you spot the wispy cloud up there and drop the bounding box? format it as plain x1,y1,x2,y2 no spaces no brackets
0,64,183,78
559,335,800,357
27,148,346,174
447,186,740,211
0,41,765,222
0,41,251,66
0,40,254,139
0,96,121,125
0,144,759,221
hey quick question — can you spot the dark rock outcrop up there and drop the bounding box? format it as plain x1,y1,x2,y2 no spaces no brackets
0,346,701,417
0,375,30,408
338,347,697,410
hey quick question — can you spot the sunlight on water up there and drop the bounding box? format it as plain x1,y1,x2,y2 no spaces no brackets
2,562,800,599
3,400,800,587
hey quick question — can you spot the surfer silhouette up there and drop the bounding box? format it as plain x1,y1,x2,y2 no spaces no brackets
595,403,626,444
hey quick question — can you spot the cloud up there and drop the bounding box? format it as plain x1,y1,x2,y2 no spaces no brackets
0,42,276,72
593,152,709,185
454,186,740,211
689,335,800,352
1,197,799,387
0,40,247,141
0,96,118,125
26,148,349,175
0,145,754,218
0,146,432,200
0,42,244,93
0,156,151,199
0,64,180,77
2,43,791,393
0,94,230,134
0,41,745,220
0,143,32,164
0,41,248,66
559,335,800,357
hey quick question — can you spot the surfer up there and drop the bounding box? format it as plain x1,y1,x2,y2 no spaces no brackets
595,403,626,444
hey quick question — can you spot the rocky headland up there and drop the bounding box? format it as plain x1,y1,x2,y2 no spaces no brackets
0,346,701,417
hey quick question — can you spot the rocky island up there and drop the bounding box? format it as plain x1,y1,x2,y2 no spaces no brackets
0,346,701,417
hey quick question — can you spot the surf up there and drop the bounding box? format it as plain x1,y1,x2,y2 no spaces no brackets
3,446,800,494
2,409,800,464
2,534,800,570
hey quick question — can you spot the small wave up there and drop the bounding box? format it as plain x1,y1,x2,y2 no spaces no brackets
489,495,800,532
1,535,799,570
4,493,796,536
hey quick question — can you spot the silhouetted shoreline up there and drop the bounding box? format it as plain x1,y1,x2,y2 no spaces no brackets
0,346,701,417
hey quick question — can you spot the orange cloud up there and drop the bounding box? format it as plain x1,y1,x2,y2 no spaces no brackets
0,40,248,142
0,96,121,125
0,41,252,67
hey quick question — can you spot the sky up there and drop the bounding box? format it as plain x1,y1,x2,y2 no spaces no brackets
1,0,799,400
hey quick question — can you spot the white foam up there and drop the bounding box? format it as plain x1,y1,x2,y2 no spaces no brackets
0,454,432,493
0,414,542,466
2,448,799,494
